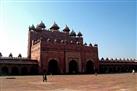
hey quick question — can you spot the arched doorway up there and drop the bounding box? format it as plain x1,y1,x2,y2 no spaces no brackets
1,67,9,75
85,61,94,73
69,60,78,74
48,59,60,74
11,67,19,75
30,66,38,75
21,67,28,75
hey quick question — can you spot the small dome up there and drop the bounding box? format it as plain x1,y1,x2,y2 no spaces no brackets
101,57,104,61
37,21,46,28
77,32,82,37
29,24,35,30
50,22,60,30
111,58,113,60
9,53,13,57
0,52,2,57
18,53,22,58
89,43,92,46
94,44,98,47
84,43,87,45
106,58,109,60
69,30,76,36
31,24,35,30
63,25,70,32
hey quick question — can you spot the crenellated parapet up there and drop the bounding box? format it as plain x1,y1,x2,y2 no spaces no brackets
0,57,27,59
29,21,83,38
100,57,137,62
28,21,85,47
28,21,98,49
0,57,38,65
0,52,38,64
0,52,25,59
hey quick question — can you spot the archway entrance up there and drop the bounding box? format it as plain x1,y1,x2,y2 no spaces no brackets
69,60,78,74
11,67,19,75
85,61,94,73
30,66,38,75
21,67,28,75
48,59,60,74
1,67,9,75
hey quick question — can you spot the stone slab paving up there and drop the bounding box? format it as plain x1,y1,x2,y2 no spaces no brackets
0,73,137,91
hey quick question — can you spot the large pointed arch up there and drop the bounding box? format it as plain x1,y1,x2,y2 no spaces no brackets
48,59,60,74
1,66,9,75
21,67,28,75
85,60,94,74
69,60,78,74
30,66,38,75
11,67,19,75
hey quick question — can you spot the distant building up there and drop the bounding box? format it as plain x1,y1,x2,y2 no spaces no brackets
0,56,38,75
0,21,137,75
99,58,137,73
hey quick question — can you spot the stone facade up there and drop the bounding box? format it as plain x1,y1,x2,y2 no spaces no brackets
0,57,38,75
99,58,137,73
0,21,137,75
28,22,99,74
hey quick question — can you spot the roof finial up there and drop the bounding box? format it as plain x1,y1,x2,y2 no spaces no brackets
38,21,46,28
50,21,60,31
69,29,76,36
77,31,82,37
63,25,70,33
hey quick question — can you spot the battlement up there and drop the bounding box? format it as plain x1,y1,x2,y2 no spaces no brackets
0,57,38,65
100,57,137,62
29,21,83,38
29,21,98,51
0,52,26,59
32,37,97,48
0,57,27,59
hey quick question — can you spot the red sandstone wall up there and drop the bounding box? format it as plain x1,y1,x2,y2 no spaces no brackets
29,27,99,73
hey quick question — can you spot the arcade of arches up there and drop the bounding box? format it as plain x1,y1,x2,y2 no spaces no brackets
1,58,137,75
46,59,95,74
99,64,137,73
0,65,38,75
45,59,137,74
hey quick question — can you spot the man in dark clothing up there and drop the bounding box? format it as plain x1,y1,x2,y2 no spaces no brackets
43,70,47,82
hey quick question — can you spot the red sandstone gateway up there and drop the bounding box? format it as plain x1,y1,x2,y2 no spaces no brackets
0,21,137,75
28,21,99,74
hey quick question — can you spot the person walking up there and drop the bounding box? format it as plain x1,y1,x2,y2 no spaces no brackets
132,69,135,75
43,70,47,82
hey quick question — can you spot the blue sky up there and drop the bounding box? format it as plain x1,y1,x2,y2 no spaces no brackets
0,0,136,59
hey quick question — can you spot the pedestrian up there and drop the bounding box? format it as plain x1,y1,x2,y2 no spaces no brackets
94,69,98,76
132,69,135,75
43,70,47,82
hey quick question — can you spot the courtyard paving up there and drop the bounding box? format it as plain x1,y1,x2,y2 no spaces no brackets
0,73,137,91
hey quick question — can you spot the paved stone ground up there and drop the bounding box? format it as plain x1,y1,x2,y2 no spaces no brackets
0,73,137,91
